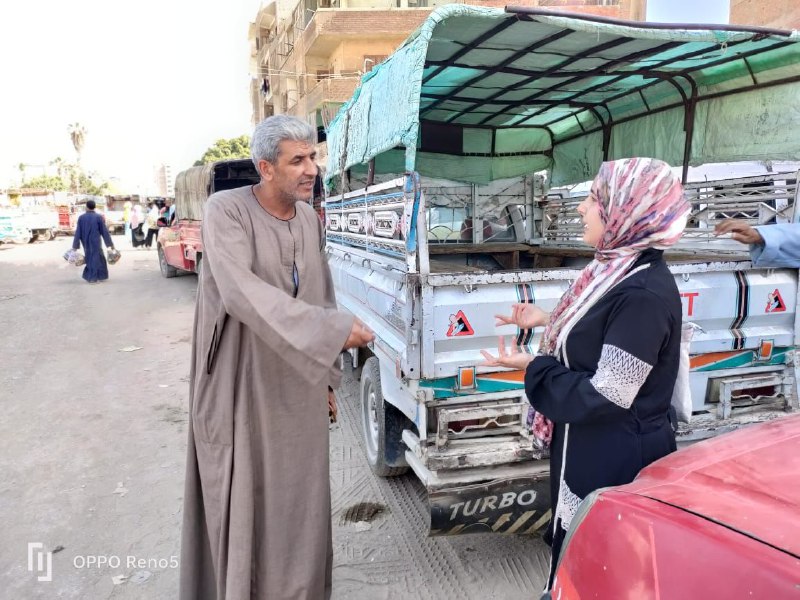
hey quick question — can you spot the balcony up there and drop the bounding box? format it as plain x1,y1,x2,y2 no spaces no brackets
257,44,269,67
250,4,277,64
303,8,430,57
304,77,359,112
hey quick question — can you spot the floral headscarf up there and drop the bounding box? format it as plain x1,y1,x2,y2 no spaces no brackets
530,158,690,446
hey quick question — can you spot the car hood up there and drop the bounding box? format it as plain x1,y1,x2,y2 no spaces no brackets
621,414,800,557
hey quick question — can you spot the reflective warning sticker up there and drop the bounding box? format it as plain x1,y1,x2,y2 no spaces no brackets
766,289,786,313
446,310,474,337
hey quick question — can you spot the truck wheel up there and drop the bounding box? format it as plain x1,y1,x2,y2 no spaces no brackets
360,357,409,477
158,245,178,278
28,235,38,244
41,230,54,241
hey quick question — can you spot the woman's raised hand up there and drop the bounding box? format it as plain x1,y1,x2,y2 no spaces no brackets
480,336,536,370
495,303,549,329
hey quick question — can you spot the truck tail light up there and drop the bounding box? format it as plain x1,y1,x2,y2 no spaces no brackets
457,366,476,390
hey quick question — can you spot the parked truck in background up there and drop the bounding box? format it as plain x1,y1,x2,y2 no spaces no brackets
158,159,325,278
0,214,33,245
157,159,260,278
2,189,59,242
0,209,57,243
56,196,109,236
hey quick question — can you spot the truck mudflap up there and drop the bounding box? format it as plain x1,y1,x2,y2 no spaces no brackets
429,476,551,536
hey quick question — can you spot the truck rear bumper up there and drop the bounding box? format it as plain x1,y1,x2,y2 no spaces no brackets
403,429,551,536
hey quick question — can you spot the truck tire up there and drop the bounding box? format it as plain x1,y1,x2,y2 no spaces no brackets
40,230,53,242
158,244,178,279
360,357,409,477
28,235,37,244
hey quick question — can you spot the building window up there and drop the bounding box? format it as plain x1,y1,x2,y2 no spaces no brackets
317,69,332,81
363,55,388,73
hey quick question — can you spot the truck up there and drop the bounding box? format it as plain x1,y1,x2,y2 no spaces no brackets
0,209,58,243
56,196,108,236
3,190,59,241
157,159,260,278
321,6,800,535
0,214,33,245
157,160,326,278
102,196,128,235
21,210,58,242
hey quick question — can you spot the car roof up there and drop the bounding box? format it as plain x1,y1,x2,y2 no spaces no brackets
621,414,800,557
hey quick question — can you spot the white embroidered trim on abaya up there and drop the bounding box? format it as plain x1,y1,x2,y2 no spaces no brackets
558,480,582,532
589,344,653,409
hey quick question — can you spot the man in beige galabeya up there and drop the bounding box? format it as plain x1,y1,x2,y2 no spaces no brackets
179,115,374,599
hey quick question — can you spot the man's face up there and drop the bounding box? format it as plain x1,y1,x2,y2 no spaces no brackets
259,140,318,204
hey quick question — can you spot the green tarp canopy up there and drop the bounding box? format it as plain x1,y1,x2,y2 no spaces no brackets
324,5,800,187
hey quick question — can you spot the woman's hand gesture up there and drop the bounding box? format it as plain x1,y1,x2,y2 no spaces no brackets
495,303,549,329
480,336,536,370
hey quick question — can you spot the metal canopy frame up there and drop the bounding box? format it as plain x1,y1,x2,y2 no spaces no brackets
325,5,800,187
416,7,798,181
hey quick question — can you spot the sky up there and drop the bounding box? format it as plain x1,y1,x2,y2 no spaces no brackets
1,0,731,193
0,0,262,193
646,0,730,24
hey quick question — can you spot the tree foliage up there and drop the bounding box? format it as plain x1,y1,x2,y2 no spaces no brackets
194,135,251,166
23,175,68,191
22,163,108,196
74,172,108,196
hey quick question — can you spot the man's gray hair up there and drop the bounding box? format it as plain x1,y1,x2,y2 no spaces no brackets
251,115,316,165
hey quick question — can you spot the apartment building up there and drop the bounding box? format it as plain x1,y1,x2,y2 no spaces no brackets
248,0,647,159
249,0,435,157
730,0,800,30
153,163,174,197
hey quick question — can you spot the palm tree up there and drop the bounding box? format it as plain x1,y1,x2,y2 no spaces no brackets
50,156,65,179
68,123,87,166
63,163,79,194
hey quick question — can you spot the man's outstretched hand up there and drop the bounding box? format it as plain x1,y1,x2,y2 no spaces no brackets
343,317,375,350
714,219,764,245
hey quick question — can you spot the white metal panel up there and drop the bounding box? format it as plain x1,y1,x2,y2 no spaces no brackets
426,268,798,378
678,269,797,353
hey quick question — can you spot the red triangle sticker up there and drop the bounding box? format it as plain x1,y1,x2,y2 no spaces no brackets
446,310,474,337
766,289,786,313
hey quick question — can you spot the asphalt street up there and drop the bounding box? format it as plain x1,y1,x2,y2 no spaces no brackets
0,236,549,599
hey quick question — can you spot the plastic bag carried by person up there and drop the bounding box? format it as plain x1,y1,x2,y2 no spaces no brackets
671,322,700,423
107,248,121,265
63,248,85,266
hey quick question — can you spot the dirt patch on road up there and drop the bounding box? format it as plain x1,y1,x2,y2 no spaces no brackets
339,501,388,525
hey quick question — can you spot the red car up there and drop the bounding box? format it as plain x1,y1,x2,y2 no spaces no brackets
547,414,800,599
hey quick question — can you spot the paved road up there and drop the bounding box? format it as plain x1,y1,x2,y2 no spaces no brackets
0,237,549,599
